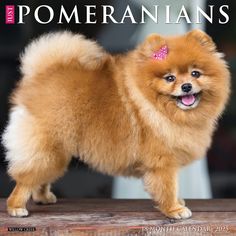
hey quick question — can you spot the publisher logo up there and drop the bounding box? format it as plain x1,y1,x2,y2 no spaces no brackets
6,5,15,24
8,227,36,232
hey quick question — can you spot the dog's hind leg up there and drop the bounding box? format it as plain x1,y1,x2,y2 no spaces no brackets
6,148,70,217
7,183,32,217
32,184,57,205
6,147,70,217
3,106,71,217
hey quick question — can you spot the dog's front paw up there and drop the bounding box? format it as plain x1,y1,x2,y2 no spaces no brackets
164,206,192,219
8,207,29,217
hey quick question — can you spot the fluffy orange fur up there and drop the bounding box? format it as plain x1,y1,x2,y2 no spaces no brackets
2,30,230,219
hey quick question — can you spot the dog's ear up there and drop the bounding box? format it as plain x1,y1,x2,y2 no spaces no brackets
138,34,167,59
187,29,216,52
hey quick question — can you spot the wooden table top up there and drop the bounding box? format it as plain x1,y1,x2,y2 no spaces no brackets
0,199,236,235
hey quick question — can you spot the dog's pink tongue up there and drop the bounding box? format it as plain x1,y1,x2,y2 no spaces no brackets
181,95,196,106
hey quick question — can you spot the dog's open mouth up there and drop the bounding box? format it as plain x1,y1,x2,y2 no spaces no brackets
174,93,201,110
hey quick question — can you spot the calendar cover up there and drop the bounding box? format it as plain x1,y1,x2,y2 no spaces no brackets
0,0,235,235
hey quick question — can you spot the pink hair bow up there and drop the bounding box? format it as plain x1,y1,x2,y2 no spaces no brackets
152,45,168,61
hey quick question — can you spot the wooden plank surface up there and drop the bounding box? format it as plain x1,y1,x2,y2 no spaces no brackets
0,199,236,235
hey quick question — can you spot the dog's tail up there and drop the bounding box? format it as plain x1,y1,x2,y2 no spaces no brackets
20,31,108,78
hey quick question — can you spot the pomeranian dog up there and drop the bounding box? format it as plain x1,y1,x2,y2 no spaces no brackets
2,30,230,219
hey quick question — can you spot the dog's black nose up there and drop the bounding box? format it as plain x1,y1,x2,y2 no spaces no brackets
181,83,192,93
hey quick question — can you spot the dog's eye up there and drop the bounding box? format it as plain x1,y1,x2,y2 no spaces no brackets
191,70,201,78
164,75,176,82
